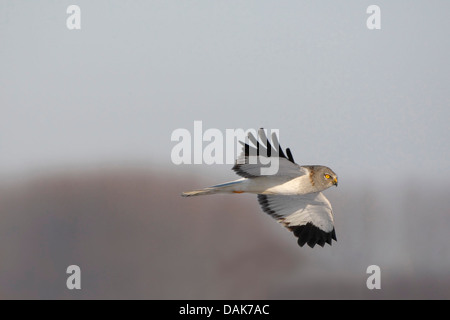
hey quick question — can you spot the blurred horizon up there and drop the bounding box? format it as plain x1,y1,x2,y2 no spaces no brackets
1,166,449,299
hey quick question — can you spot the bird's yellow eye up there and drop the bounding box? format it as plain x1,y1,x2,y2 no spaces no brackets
325,174,331,179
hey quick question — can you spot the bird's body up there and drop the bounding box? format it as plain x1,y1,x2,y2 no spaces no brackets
184,171,324,196
182,129,339,248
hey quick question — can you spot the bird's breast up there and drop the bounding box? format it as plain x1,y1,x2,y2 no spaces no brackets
248,175,315,195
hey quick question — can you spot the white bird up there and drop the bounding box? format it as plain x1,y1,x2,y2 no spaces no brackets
182,129,338,248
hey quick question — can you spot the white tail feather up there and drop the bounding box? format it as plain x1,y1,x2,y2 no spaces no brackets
181,179,246,197
181,188,220,197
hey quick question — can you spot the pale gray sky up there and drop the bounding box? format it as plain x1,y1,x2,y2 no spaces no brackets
1,1,449,182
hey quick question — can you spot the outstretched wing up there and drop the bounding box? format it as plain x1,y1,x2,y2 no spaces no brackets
257,192,337,248
232,129,306,178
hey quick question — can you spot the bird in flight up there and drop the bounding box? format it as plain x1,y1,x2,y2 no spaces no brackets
182,129,338,248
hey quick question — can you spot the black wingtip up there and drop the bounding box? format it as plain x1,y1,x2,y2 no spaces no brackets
332,229,337,241
286,148,295,163
290,223,336,248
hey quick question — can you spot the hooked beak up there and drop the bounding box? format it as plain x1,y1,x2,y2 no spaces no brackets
333,177,338,187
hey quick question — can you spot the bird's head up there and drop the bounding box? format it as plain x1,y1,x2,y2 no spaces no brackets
312,166,338,189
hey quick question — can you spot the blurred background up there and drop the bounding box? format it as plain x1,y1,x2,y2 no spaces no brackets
0,1,449,299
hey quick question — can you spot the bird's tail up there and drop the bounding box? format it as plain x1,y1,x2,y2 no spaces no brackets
181,179,245,197
181,188,219,197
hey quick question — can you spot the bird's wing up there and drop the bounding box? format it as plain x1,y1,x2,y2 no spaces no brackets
257,192,336,248
232,129,306,178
